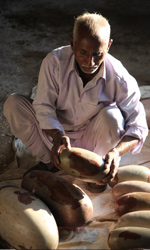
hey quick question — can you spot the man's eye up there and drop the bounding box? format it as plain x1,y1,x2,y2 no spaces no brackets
80,50,86,55
94,52,103,57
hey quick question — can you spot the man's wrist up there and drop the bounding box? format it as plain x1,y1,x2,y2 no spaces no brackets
52,130,64,142
111,148,119,157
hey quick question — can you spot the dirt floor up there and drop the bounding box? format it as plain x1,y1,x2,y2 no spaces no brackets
0,0,150,172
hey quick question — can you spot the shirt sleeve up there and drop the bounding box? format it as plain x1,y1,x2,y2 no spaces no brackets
116,73,148,153
33,54,65,134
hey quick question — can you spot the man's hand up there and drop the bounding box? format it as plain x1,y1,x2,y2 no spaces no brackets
102,150,119,184
101,136,140,184
44,129,71,169
51,133,71,169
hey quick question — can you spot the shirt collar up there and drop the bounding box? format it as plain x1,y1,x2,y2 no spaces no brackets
98,60,106,80
69,52,77,74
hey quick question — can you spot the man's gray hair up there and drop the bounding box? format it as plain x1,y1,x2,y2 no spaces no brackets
73,12,111,44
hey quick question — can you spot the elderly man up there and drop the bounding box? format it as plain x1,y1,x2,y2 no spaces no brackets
4,12,148,191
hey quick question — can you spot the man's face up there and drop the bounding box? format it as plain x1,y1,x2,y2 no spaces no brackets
71,31,111,75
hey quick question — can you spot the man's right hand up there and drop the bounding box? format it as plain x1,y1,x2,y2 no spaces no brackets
50,133,71,169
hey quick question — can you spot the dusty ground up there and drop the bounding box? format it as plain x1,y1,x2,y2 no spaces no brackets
0,0,150,172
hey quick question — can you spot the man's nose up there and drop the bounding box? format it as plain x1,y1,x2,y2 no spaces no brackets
84,54,95,66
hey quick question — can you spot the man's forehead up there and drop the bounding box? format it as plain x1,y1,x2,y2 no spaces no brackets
75,34,107,50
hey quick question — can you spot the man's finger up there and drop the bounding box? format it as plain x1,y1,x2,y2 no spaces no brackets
62,136,71,149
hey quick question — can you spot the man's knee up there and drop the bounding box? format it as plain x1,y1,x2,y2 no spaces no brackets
102,106,124,125
3,94,23,118
98,106,125,141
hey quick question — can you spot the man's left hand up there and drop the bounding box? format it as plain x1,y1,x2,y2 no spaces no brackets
102,150,119,184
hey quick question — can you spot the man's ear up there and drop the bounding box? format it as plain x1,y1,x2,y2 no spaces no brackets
69,36,74,51
107,39,113,51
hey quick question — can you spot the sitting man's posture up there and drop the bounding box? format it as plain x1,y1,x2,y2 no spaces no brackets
4,12,148,191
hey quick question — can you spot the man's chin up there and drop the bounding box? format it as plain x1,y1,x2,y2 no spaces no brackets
80,66,99,75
